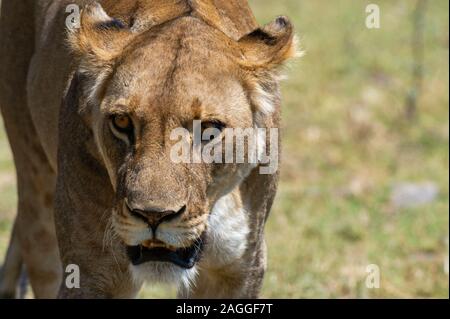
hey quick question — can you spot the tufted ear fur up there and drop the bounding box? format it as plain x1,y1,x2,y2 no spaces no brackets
67,2,134,74
239,16,298,70
238,16,299,116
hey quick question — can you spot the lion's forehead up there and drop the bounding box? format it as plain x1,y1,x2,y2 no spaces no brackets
104,51,250,123
114,41,239,93
118,17,238,78
99,17,253,127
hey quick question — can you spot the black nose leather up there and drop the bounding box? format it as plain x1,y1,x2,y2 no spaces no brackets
130,205,186,232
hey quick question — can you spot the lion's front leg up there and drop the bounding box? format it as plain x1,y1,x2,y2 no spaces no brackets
55,204,142,299
54,170,142,299
54,206,142,299
180,240,267,299
57,257,141,299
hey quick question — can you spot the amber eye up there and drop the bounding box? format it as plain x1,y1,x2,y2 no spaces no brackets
111,114,133,133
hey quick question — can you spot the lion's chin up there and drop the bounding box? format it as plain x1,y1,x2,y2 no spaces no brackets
125,234,205,289
129,261,198,289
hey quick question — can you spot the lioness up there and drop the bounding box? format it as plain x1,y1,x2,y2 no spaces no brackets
0,0,296,298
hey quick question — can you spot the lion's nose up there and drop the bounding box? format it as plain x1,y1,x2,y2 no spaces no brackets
129,205,186,232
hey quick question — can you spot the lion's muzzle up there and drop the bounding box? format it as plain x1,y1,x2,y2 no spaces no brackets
115,198,207,269
128,203,187,233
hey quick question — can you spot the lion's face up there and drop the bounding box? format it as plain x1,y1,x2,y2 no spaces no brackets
99,21,255,272
69,3,295,285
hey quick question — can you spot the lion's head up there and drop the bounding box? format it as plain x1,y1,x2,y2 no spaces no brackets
67,1,296,286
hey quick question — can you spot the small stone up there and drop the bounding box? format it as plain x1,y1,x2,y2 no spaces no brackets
391,182,439,208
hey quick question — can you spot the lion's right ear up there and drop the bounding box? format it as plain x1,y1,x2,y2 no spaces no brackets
67,2,133,73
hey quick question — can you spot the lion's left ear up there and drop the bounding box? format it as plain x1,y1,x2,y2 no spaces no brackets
67,2,133,73
238,16,298,69
238,17,299,116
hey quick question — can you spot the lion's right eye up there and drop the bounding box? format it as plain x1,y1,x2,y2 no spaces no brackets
110,114,134,143
112,114,132,132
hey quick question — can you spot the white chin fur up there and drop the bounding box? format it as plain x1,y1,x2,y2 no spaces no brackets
130,262,198,291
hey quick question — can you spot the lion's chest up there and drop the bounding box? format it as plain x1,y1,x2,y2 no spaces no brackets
203,192,250,267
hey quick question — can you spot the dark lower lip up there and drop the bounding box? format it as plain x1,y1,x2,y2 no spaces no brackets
126,236,205,269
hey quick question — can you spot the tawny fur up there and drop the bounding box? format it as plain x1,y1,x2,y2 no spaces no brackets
0,0,296,299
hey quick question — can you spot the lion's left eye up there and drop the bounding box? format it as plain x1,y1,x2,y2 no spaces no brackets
201,120,226,143
202,120,226,133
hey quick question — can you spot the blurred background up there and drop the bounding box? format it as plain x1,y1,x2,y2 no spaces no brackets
0,0,448,298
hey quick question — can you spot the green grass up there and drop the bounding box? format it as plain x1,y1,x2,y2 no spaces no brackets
1,0,449,298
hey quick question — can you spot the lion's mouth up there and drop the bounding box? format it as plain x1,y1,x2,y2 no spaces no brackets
126,237,204,269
